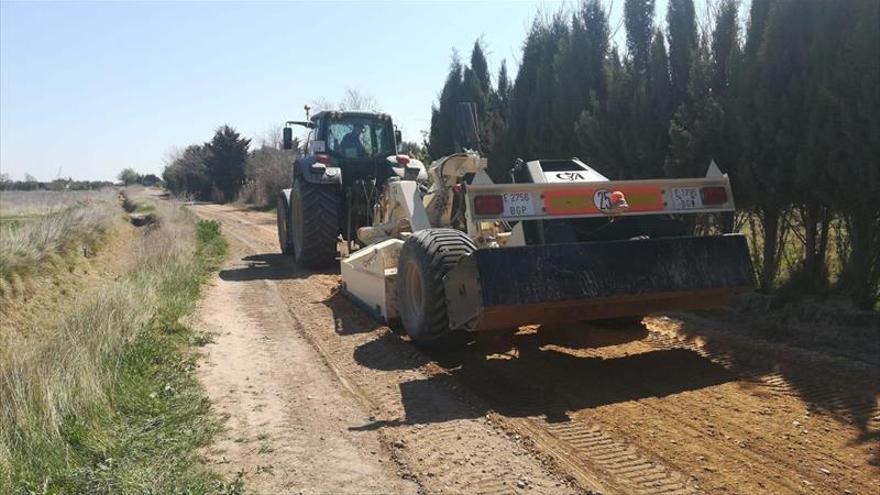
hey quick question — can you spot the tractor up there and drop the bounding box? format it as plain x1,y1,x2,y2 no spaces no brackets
277,109,424,267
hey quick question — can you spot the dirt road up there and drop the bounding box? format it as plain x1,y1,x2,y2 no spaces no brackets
192,203,879,495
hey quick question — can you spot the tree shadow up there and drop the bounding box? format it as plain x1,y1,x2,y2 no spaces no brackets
218,253,336,282
660,312,880,466
351,325,734,429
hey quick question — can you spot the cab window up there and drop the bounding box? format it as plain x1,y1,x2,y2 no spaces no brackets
326,117,394,158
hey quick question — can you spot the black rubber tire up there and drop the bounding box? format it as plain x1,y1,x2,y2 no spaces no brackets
397,229,476,348
290,179,340,268
276,191,293,254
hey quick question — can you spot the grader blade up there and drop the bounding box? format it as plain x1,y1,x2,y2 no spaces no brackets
443,234,754,331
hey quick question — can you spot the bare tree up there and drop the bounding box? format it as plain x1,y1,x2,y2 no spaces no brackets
339,87,378,111
311,88,379,113
310,97,335,113
260,123,285,149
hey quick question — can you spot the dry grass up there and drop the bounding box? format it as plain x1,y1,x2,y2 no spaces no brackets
0,190,230,492
0,189,118,298
0,189,116,217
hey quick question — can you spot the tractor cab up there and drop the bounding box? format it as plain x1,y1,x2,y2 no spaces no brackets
322,112,397,159
284,111,418,185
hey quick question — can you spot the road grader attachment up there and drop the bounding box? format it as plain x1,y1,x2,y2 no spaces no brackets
340,151,753,346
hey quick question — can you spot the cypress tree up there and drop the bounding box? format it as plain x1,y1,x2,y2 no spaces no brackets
646,30,673,178
576,49,640,179
624,0,655,78
510,19,549,160
496,61,510,107
666,0,697,106
470,41,491,96
823,0,880,307
527,14,568,158
710,0,739,96
427,54,464,158
581,0,610,99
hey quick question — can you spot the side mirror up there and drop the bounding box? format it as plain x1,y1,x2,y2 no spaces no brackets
394,129,402,145
282,127,293,150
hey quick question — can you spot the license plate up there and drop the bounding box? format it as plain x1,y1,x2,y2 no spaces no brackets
501,192,536,217
670,187,703,209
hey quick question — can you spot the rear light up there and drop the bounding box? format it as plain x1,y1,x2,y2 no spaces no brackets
473,194,504,215
396,154,410,165
316,154,330,164
701,186,728,205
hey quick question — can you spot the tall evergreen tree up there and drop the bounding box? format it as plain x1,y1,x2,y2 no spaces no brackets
624,0,655,77
510,19,549,161
665,35,721,179
577,49,641,179
710,0,739,96
527,14,569,158
751,0,814,289
823,0,880,307
427,54,464,158
552,1,611,157
470,40,491,95
496,61,510,107
581,0,610,99
487,60,513,180
732,0,782,290
645,30,673,178
666,0,697,106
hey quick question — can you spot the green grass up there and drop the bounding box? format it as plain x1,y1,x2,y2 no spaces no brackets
1,201,241,493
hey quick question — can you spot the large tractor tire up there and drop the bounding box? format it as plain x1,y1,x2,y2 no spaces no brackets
277,189,293,254
290,179,340,268
397,229,476,348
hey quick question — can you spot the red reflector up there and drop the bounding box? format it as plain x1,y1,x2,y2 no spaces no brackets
473,195,504,215
701,186,727,205
396,154,411,165
316,154,330,164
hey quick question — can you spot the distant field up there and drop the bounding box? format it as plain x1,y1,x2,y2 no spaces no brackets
0,189,116,217
0,189,118,298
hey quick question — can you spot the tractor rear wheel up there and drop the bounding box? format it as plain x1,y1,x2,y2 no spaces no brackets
277,190,293,254
397,229,476,348
290,179,340,268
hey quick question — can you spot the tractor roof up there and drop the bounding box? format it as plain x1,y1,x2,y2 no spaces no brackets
312,110,392,122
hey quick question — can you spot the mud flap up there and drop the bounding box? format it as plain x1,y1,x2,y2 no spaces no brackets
443,234,754,331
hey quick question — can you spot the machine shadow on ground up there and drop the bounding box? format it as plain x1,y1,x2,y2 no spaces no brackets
351,321,735,429
218,253,336,282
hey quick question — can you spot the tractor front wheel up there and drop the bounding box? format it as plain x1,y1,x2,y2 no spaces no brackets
397,229,476,348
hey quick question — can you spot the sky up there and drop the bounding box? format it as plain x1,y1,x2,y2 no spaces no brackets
1,0,683,182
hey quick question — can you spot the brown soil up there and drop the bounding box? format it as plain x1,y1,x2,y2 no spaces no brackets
192,203,879,495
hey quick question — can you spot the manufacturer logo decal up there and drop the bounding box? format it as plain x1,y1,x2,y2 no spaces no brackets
554,172,586,181
593,189,612,210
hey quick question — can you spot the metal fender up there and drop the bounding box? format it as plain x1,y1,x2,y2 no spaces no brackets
295,157,342,185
